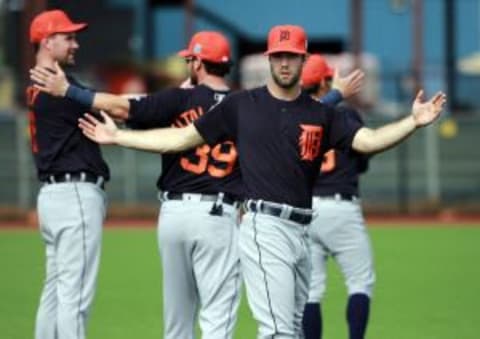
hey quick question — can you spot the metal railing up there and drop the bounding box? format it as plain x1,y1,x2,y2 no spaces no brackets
1,112,479,212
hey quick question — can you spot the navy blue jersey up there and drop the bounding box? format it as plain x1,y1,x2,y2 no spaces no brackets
313,107,369,197
127,84,241,196
27,75,110,181
194,86,362,208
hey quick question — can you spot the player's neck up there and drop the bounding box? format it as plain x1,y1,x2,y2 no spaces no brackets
200,74,229,91
35,52,56,70
267,80,301,101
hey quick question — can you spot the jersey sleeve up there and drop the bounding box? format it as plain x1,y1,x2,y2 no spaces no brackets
126,88,189,129
193,92,238,146
326,106,363,151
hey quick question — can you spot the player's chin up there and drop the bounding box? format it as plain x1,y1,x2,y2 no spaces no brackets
64,55,76,65
278,78,297,89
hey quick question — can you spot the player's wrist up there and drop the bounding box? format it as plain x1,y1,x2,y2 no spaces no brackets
406,114,420,129
321,89,343,105
111,128,123,145
65,85,95,108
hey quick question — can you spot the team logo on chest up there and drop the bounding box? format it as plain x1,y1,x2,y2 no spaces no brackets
298,124,323,161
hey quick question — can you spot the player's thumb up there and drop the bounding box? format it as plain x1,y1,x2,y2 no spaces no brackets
333,67,339,80
415,89,424,102
100,111,113,124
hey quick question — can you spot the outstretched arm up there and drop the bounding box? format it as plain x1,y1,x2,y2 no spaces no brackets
352,90,446,154
30,62,131,120
78,112,204,153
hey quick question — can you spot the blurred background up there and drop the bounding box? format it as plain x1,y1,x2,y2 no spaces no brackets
1,0,480,221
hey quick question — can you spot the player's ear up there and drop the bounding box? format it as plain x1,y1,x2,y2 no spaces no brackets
42,35,56,51
320,79,327,90
193,57,202,72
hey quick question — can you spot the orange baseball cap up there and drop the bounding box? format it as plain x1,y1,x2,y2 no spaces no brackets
265,25,308,55
178,31,231,63
30,9,87,43
301,54,334,87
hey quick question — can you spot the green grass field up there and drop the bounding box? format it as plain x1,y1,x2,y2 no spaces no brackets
1,224,479,339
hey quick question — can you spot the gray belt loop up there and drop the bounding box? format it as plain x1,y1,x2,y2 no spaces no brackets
162,191,169,201
243,200,250,212
279,204,293,219
96,176,104,187
65,173,71,182
256,199,263,212
80,172,86,182
216,192,225,206
49,175,55,183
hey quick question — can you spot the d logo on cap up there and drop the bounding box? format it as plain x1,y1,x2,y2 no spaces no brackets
279,30,290,42
265,25,308,55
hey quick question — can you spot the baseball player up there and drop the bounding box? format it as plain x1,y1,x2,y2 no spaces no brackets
31,31,242,339
27,10,109,339
301,54,374,339
36,24,445,339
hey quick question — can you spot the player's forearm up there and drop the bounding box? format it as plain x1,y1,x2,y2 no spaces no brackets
92,93,130,120
65,85,130,120
113,125,204,153
352,115,417,154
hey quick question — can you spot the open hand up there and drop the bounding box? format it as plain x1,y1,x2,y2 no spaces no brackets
78,111,118,144
331,68,365,99
29,62,69,97
412,90,447,127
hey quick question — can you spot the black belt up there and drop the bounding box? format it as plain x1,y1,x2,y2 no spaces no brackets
315,193,358,201
164,192,238,206
245,200,313,225
43,172,105,189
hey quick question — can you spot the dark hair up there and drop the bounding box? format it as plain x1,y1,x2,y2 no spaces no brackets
303,84,320,95
202,60,232,77
33,43,40,53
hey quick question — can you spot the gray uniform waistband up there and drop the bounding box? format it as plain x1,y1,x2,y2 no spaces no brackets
244,199,313,225
43,172,105,189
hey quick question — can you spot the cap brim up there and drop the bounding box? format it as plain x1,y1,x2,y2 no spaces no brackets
178,49,192,58
56,22,88,34
264,47,307,56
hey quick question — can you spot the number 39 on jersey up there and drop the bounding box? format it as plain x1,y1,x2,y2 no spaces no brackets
181,141,238,178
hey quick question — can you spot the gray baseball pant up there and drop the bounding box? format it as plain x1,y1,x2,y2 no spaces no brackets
158,197,242,339
308,196,375,302
240,211,311,339
35,182,106,339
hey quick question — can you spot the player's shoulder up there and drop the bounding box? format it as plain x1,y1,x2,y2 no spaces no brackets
231,88,253,99
194,84,231,98
211,88,251,105
302,93,336,116
66,74,91,90
335,104,364,122
138,86,190,104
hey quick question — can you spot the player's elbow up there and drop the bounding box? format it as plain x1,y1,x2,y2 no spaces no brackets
352,128,377,154
164,125,205,153
109,107,129,121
